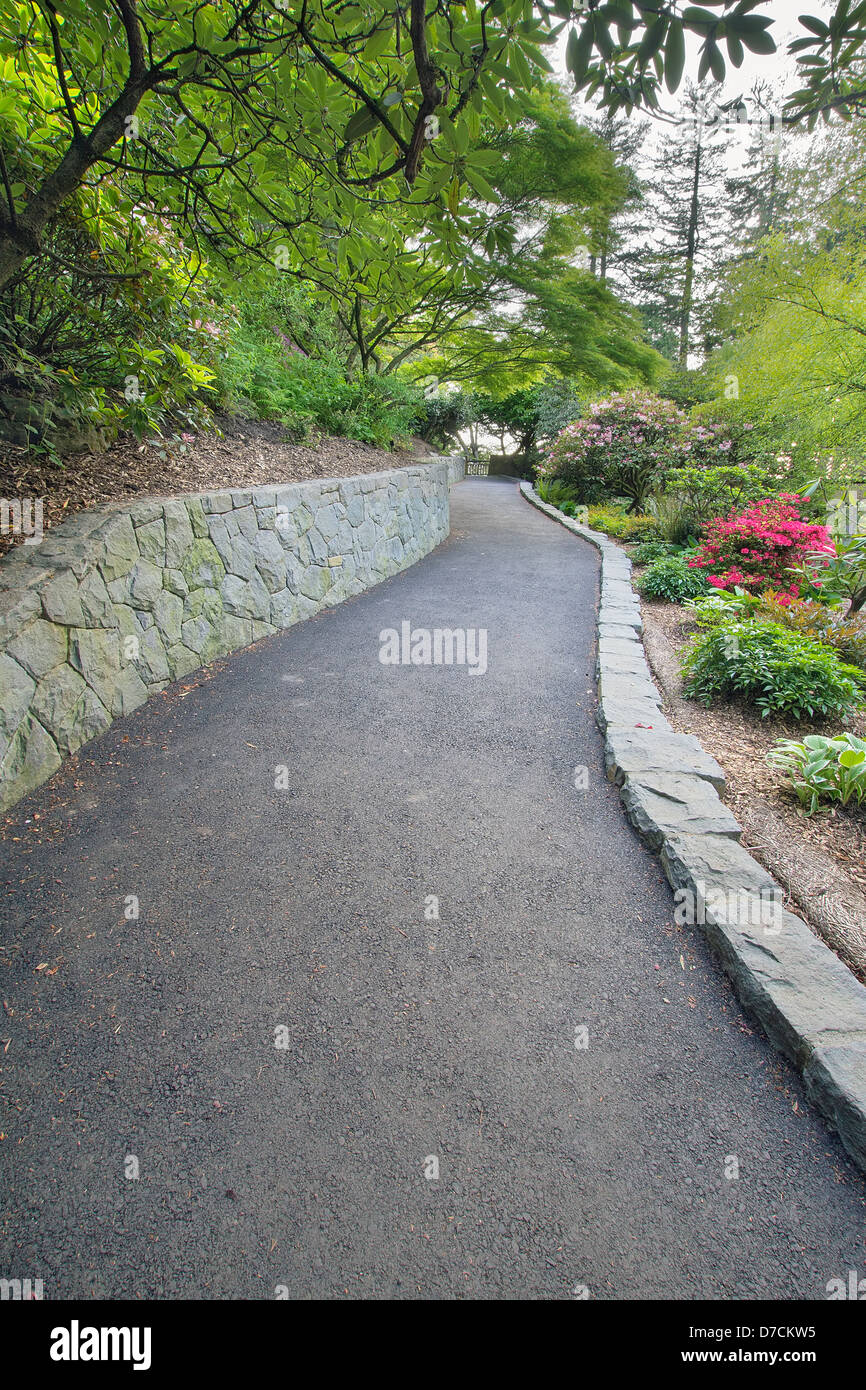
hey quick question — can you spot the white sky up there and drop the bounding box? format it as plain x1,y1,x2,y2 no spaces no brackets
558,0,823,164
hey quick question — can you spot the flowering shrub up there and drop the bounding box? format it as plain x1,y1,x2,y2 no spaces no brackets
538,391,757,513
686,496,834,595
539,391,688,510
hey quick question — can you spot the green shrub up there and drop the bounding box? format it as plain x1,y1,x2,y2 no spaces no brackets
638,553,710,602
681,621,866,720
538,477,582,510
755,592,866,670
648,489,702,545
586,506,658,541
656,462,778,537
684,587,762,626
215,276,424,446
767,733,866,815
631,539,679,565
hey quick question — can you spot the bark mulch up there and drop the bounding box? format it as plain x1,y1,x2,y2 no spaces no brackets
0,414,434,557
638,592,866,985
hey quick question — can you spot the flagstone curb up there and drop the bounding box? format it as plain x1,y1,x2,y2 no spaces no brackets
520,479,866,1173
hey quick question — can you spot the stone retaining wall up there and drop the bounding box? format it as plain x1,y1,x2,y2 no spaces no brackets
0,457,462,813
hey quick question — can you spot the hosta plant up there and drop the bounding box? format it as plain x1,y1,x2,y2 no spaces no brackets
767,734,866,815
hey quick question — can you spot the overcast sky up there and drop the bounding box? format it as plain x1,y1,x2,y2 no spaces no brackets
556,0,822,161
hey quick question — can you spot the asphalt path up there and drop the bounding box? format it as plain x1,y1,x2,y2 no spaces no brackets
1,476,864,1300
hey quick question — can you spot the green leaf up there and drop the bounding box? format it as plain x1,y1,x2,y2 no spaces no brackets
465,167,499,202
682,6,719,30
726,31,745,65
664,21,686,92
707,35,726,79
345,106,378,142
364,26,393,62
798,14,830,38
638,16,668,62
740,26,777,53
509,39,533,89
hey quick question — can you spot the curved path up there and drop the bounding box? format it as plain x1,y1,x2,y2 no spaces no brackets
1,477,864,1299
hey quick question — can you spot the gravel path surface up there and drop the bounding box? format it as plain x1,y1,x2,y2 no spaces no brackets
1,477,864,1300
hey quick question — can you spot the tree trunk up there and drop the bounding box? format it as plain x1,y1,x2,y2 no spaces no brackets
0,82,148,292
678,135,702,368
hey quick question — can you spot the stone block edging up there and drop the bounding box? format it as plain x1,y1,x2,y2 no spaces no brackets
0,455,463,815
520,479,866,1175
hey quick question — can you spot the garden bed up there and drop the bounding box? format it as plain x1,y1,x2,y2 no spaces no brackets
0,415,431,557
638,591,866,985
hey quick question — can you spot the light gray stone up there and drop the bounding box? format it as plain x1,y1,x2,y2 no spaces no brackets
597,650,654,679
180,538,225,592
606,728,726,791
127,499,166,525
112,665,149,718
599,623,645,641
0,652,35,752
202,491,234,514
298,565,332,603
598,670,662,708
6,619,67,680
41,569,86,627
152,589,183,646
660,831,776,905
230,505,256,541
620,772,742,850
135,518,166,565
30,664,86,748
0,586,41,643
598,604,642,633
129,560,163,610
69,627,121,706
163,501,195,568
0,714,61,810
270,590,300,629
251,530,287,592
164,568,189,598
595,699,672,734
221,572,270,622
166,643,200,680
185,497,209,539
130,627,170,686
804,1045,866,1174
78,570,115,627
98,513,140,582
226,535,258,582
